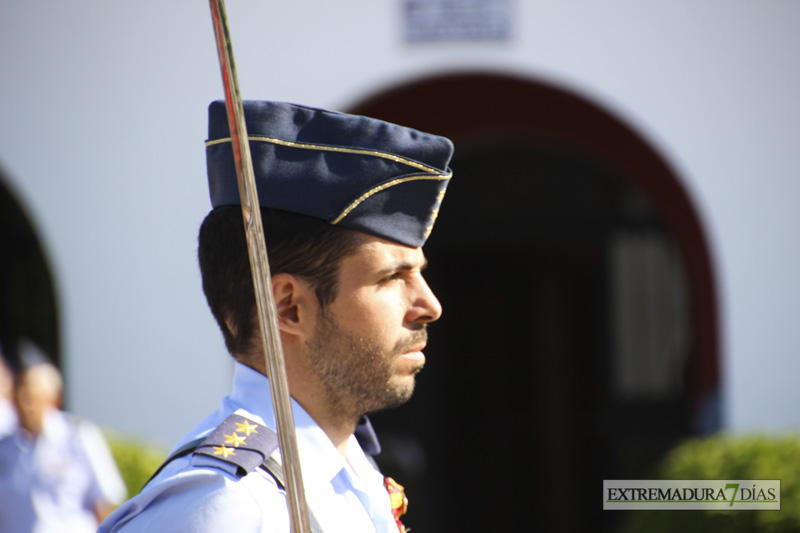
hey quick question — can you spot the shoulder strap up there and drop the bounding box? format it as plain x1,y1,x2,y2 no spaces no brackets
144,437,205,487
193,413,279,474
145,436,286,490
259,457,324,533
144,413,327,532
144,412,279,487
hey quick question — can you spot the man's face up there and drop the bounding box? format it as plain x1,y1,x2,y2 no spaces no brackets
304,235,442,417
15,368,59,435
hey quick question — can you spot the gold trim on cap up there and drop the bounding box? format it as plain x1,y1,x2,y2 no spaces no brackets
331,174,451,225
206,135,446,174
207,134,452,228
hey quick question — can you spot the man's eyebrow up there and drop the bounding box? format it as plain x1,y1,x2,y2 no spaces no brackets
376,257,428,277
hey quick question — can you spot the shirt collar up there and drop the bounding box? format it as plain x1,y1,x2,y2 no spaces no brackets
227,361,347,484
40,409,68,441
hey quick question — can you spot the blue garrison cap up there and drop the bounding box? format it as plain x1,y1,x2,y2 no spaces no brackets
206,101,454,248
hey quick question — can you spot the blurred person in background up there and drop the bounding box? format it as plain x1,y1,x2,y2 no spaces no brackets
0,351,17,437
0,340,127,532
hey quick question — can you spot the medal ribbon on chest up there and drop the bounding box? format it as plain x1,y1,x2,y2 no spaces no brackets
384,476,409,532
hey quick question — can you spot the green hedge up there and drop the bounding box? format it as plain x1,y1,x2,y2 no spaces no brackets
622,433,800,533
104,431,168,497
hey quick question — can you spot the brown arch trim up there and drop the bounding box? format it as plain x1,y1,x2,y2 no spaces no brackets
350,72,720,416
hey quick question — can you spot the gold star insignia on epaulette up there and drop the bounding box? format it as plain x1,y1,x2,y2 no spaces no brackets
224,432,247,447
213,445,236,458
235,419,259,436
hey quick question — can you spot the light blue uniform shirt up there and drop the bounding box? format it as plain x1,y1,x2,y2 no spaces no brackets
0,410,127,533
99,362,399,533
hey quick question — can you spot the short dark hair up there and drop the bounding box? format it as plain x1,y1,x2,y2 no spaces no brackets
198,206,364,356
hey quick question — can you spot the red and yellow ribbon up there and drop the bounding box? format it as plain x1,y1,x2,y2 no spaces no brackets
385,477,409,532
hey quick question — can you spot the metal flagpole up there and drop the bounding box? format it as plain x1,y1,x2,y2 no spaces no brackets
208,1,311,531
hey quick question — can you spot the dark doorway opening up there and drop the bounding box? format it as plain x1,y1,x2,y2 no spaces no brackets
0,169,61,373
351,73,719,532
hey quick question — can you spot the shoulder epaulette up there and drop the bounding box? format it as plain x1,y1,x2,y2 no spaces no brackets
193,412,279,475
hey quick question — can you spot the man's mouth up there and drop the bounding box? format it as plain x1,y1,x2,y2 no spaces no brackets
397,327,428,355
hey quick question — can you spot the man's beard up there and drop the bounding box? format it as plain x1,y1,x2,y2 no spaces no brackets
305,309,427,419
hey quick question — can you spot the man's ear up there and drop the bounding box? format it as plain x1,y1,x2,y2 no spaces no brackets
272,273,317,337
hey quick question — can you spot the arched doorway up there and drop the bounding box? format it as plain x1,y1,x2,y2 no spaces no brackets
350,73,720,532
0,169,61,373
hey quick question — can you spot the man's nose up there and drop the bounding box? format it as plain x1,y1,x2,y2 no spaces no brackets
407,275,442,325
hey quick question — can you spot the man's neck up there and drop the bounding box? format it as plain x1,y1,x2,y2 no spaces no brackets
238,356,360,457
284,372,361,456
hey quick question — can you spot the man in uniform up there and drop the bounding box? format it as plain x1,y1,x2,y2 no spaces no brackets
0,352,127,532
99,100,454,532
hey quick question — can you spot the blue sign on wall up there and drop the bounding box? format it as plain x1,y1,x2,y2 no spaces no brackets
404,0,511,43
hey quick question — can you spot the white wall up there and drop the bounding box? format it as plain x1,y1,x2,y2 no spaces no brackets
1,0,799,446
